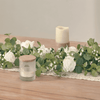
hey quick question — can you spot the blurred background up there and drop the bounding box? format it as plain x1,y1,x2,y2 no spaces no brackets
0,0,100,42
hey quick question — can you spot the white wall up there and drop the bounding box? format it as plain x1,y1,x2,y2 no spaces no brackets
0,0,99,42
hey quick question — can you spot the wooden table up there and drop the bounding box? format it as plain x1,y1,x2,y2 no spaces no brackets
0,34,100,100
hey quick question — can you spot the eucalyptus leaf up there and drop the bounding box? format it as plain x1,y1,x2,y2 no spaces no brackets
37,41,41,47
14,58,19,66
37,58,44,65
87,47,92,54
10,38,16,45
83,54,92,60
16,44,21,51
41,67,47,73
91,69,98,77
36,67,41,77
5,38,10,43
84,70,87,76
75,66,82,73
76,58,84,65
4,33,11,36
87,38,94,46
23,48,29,55
77,44,80,50
96,66,100,72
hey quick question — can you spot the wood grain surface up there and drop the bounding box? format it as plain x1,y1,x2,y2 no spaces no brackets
0,34,100,100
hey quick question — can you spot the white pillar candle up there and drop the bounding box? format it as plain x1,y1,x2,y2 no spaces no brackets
56,26,69,43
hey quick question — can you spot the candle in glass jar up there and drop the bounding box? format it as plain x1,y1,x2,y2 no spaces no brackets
19,55,36,81
56,26,69,43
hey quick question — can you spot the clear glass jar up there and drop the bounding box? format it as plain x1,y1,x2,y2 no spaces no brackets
19,55,36,81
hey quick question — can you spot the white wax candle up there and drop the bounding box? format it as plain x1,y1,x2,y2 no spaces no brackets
56,26,69,43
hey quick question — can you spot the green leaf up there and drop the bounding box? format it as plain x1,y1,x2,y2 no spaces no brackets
92,44,98,50
36,68,41,77
84,70,87,76
36,62,41,67
91,63,97,68
91,69,98,77
45,53,55,60
75,66,82,73
37,41,41,46
23,48,29,55
5,38,10,43
1,44,8,50
83,54,92,60
87,38,94,46
16,44,21,51
4,33,11,36
7,62,13,68
76,58,84,65
12,37,17,41
10,38,16,45
98,47,100,54
77,44,80,50
83,62,87,67
3,61,13,69
74,53,79,60
96,66,100,72
41,67,47,73
14,58,19,66
33,52,40,57
87,47,92,54
5,43,12,49
56,65,62,71
45,60,51,66
37,58,44,65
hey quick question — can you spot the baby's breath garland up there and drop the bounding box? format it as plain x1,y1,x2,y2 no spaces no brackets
0,33,100,77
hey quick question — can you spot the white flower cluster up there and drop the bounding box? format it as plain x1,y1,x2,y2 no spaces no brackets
4,51,15,63
64,46,78,56
16,39,34,52
38,45,51,56
63,56,76,72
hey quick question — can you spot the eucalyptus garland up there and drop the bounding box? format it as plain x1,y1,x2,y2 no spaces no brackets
0,33,100,77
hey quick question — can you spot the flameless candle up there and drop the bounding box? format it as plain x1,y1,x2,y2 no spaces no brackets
55,26,69,51
56,26,69,43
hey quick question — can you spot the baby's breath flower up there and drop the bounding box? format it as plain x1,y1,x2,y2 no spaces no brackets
53,61,56,64
94,49,96,52
81,49,84,52
79,52,82,56
90,61,93,65
56,55,59,58
49,63,53,67
96,54,98,57
54,65,57,69
96,51,98,53
95,57,98,60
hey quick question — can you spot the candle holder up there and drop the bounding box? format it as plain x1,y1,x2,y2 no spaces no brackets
56,42,70,51
19,55,36,81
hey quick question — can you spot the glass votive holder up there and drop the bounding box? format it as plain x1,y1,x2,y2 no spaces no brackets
19,55,36,81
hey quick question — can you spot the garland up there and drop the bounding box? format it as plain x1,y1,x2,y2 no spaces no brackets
0,33,100,77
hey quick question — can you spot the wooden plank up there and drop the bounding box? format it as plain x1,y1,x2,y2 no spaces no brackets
0,70,100,100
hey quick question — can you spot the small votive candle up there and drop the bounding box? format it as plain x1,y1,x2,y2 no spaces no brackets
19,55,36,81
